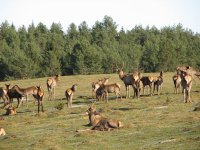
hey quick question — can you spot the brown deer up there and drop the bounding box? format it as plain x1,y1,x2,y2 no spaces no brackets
77,106,123,132
33,86,44,113
132,72,143,98
117,69,134,98
99,83,122,103
65,84,78,109
177,66,200,79
6,84,23,108
5,105,17,115
172,73,182,94
12,85,38,107
91,77,109,98
153,71,163,95
47,75,59,101
140,75,154,96
0,128,6,136
179,70,192,103
0,87,9,107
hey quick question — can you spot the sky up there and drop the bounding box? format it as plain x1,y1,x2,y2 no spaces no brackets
0,0,200,33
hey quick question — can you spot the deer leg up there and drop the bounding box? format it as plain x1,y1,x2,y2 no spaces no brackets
183,89,186,103
128,85,130,98
106,92,108,103
125,86,128,99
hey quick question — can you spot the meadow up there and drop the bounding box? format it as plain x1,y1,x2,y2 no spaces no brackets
0,72,200,150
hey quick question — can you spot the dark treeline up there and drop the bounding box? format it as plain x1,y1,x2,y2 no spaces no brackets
0,16,200,80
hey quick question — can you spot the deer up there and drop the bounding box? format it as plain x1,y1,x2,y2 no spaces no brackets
117,68,134,99
177,70,193,103
5,105,17,115
140,75,154,96
172,73,182,94
153,71,163,95
176,66,200,79
132,72,143,98
77,106,123,132
6,84,23,108
12,85,39,107
47,74,59,101
0,87,9,107
0,128,6,136
65,84,78,109
91,77,109,98
97,83,122,103
31,86,44,113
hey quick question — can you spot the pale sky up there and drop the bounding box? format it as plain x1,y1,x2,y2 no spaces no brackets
0,0,200,33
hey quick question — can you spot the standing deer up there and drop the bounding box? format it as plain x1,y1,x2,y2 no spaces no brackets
117,69,134,99
6,84,23,108
172,73,182,94
153,71,163,95
91,77,109,98
177,68,193,103
98,83,122,103
132,72,143,98
33,86,44,113
0,87,9,107
47,75,59,101
12,85,38,107
65,84,78,109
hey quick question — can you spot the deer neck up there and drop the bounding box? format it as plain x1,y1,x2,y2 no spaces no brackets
14,86,24,95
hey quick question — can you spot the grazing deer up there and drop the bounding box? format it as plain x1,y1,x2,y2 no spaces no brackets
33,86,44,113
100,83,122,103
91,77,109,98
65,84,78,109
153,71,163,95
12,85,38,107
6,84,23,108
77,106,123,132
47,75,59,101
172,73,182,94
0,128,6,136
117,69,134,98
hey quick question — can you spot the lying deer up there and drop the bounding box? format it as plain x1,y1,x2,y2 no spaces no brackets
117,68,134,99
153,71,163,95
77,106,123,132
47,74,59,101
5,105,17,115
65,84,78,109
140,75,154,96
0,128,6,136
172,73,182,94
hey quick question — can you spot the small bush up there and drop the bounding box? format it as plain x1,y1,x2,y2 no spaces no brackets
55,103,65,110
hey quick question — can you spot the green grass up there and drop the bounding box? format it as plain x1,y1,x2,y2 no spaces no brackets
0,72,200,150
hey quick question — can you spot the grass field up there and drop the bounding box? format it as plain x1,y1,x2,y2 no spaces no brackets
0,72,200,150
